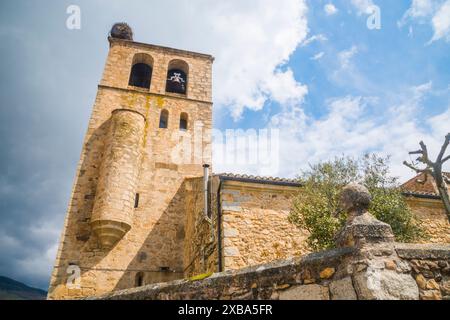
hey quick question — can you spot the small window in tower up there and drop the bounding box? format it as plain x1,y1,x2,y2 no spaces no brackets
159,109,169,129
179,113,188,131
129,63,152,89
135,272,144,287
134,193,140,208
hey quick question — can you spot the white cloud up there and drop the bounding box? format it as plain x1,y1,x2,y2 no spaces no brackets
324,3,338,16
260,69,308,106
399,0,450,43
311,52,325,60
173,0,310,119
429,0,450,42
272,82,450,180
338,46,359,69
302,34,328,46
428,107,450,137
216,82,449,181
124,0,309,120
16,242,58,287
400,0,437,23
329,45,375,94
408,26,414,38
351,0,375,15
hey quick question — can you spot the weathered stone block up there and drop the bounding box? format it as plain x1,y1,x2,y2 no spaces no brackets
420,290,442,300
329,277,357,300
223,228,239,238
279,284,330,300
222,201,242,212
354,269,419,300
224,247,240,257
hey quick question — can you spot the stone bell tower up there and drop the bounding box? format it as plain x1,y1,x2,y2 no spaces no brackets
48,23,213,299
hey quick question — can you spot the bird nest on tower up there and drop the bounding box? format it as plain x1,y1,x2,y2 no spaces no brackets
110,22,133,41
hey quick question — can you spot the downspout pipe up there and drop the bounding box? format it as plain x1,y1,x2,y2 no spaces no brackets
217,177,223,272
203,164,211,223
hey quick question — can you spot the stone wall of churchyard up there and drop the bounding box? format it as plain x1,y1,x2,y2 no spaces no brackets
396,243,450,300
95,184,450,301
91,243,450,300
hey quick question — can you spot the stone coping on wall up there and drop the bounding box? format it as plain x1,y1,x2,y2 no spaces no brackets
395,243,450,260
87,247,356,300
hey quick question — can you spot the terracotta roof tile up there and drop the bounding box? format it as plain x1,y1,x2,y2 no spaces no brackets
214,172,448,197
401,172,449,198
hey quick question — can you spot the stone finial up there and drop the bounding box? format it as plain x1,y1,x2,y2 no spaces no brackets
110,22,133,41
335,183,394,248
340,183,372,218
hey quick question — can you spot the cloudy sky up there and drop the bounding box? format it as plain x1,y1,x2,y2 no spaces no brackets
0,0,449,289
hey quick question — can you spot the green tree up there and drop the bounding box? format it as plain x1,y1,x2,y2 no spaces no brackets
289,154,425,251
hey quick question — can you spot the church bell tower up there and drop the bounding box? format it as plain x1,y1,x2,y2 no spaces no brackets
48,23,213,299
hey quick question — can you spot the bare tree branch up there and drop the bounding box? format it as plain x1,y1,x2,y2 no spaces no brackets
404,135,450,223
437,133,450,162
419,141,434,166
403,161,426,173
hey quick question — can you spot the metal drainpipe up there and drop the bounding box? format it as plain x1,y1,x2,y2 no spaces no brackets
217,177,223,272
203,164,211,223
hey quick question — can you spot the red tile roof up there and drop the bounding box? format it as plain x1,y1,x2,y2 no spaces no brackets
215,172,449,198
401,172,450,198
216,173,301,186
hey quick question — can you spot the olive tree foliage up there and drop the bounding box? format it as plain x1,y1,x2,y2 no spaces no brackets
289,154,425,251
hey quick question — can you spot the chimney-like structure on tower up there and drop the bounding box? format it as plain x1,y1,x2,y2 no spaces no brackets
91,109,146,248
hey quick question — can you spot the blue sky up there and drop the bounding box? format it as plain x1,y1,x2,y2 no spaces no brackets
0,0,449,289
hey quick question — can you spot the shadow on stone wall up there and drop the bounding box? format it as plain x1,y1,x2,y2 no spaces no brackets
48,119,112,298
49,115,193,297
112,181,188,291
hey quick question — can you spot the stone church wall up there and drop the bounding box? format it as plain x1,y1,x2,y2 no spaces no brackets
183,178,311,278
219,180,310,271
183,176,220,278
405,197,450,244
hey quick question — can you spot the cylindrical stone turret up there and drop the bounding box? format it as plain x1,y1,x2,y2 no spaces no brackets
91,109,146,249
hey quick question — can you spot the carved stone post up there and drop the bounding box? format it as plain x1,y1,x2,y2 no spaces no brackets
335,183,419,300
